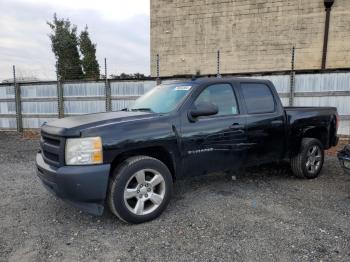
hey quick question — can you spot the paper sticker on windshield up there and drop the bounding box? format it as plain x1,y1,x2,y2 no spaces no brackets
175,86,192,91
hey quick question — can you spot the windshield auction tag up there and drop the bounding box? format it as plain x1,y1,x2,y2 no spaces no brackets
175,86,192,91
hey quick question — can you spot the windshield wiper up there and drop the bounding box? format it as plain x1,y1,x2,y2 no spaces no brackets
131,108,154,112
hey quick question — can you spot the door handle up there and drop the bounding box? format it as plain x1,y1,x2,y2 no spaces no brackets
270,120,283,127
230,123,244,129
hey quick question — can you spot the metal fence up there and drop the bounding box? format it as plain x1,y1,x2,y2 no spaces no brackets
0,79,156,130
0,72,350,135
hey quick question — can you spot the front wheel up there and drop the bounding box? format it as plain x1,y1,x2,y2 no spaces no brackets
291,138,324,179
107,156,173,224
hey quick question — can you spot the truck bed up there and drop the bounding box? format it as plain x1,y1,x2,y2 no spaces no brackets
284,106,338,150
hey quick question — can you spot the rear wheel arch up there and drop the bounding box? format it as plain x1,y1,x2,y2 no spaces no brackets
302,126,329,149
289,127,328,159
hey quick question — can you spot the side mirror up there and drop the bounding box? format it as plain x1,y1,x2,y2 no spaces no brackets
188,101,218,122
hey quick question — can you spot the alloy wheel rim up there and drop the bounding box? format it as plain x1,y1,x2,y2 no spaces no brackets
123,169,166,216
306,145,322,174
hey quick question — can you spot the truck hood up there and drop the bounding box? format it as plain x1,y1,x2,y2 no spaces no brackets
42,111,156,137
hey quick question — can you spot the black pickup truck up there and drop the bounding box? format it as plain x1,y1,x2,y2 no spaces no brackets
36,78,339,223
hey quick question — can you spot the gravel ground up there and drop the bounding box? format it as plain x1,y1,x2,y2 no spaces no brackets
1,132,350,262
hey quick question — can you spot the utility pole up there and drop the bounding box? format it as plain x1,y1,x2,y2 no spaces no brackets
289,46,296,106
321,0,335,69
104,58,112,111
13,65,23,132
156,54,161,85
56,62,64,118
216,50,221,78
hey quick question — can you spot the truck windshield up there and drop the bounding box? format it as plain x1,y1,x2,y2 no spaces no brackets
130,84,192,113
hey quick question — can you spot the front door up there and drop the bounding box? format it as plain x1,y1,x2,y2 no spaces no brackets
180,83,247,176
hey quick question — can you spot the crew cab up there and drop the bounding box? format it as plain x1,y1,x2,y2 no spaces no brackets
36,78,339,223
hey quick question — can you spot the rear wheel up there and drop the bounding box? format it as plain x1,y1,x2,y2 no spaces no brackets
291,138,324,179
108,156,173,224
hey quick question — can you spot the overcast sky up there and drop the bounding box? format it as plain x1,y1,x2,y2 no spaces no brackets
0,0,150,81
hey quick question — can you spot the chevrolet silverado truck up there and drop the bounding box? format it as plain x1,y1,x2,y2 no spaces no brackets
36,78,339,224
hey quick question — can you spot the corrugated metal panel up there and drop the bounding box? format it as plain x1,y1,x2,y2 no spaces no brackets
338,121,350,136
0,118,16,129
247,75,290,93
0,85,16,129
0,85,15,98
22,118,58,129
112,100,136,111
21,102,57,114
110,81,157,96
279,97,289,106
21,84,57,97
1,75,350,135
63,82,106,114
63,82,105,96
294,96,350,116
295,73,350,92
0,102,16,114
64,101,105,114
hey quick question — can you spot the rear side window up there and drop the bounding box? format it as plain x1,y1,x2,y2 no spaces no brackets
241,83,275,114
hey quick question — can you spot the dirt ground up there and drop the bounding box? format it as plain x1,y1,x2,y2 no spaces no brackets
0,132,350,262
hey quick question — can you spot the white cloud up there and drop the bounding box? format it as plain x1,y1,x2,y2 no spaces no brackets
0,0,150,81
16,0,150,21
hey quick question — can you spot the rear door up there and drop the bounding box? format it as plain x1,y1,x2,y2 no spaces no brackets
238,82,286,165
180,82,247,176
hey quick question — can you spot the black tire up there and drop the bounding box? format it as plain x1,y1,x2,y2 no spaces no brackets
107,156,173,224
291,138,324,179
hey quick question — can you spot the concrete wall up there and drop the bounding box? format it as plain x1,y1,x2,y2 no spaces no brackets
151,0,350,77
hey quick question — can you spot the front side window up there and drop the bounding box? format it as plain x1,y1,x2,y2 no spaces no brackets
194,84,239,116
241,83,275,114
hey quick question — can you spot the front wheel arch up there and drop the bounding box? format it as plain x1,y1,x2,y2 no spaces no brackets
109,146,177,181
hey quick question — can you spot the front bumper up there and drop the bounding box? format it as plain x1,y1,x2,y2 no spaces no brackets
36,153,110,215
337,145,350,175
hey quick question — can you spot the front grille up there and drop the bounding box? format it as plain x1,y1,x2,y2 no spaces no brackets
40,132,65,167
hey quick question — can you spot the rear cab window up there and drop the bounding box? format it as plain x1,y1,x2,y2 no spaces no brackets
240,83,276,114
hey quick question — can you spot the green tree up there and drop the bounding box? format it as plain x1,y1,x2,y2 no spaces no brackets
48,14,83,80
79,26,100,80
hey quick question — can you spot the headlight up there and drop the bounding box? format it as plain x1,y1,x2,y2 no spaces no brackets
65,137,103,165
